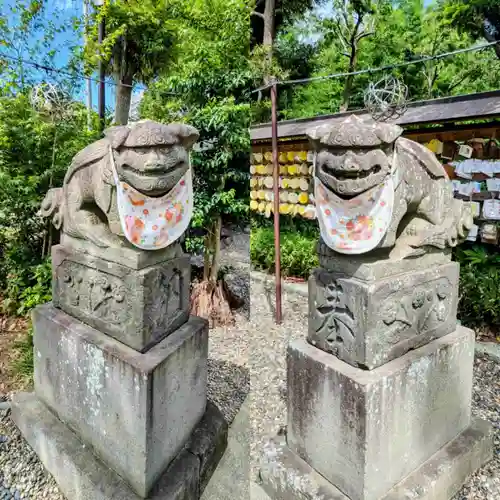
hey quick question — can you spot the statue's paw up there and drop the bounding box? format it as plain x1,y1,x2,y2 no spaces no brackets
389,244,412,261
86,233,126,250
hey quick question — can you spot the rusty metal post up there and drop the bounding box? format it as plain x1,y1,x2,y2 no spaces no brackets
270,82,282,324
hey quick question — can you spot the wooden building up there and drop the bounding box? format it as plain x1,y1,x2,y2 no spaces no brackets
249,90,500,239
250,89,500,149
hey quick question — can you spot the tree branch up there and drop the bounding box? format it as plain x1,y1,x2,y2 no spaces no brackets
356,30,375,42
251,11,265,20
332,21,350,52
483,27,500,59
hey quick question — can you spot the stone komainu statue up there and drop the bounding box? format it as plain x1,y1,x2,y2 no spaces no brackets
308,115,473,260
41,120,199,250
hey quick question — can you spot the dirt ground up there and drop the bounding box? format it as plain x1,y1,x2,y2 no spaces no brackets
0,313,31,394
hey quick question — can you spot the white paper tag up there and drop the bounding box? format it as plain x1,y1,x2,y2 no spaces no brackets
458,144,473,158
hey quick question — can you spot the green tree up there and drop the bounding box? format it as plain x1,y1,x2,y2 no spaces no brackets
283,0,500,119
442,0,500,59
0,92,100,313
141,0,253,325
85,0,180,125
0,0,75,93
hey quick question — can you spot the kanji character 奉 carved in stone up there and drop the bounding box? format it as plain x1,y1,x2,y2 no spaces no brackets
308,115,473,260
41,120,199,249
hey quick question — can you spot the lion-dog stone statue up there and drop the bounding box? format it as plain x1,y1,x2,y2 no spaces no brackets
41,120,199,249
308,115,473,260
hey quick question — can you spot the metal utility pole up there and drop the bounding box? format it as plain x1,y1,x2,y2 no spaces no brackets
83,0,92,130
95,0,106,133
270,82,282,324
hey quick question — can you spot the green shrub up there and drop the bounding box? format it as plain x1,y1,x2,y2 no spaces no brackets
251,225,318,279
251,212,319,239
0,93,99,314
453,245,500,331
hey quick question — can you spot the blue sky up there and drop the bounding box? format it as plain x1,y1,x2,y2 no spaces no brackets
1,0,120,111
1,0,435,111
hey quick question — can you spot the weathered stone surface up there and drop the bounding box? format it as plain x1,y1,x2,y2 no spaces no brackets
201,398,250,500
186,402,229,494
11,393,228,500
222,271,248,309
41,120,199,249
308,261,459,369
61,233,184,270
32,303,208,498
287,327,475,500
307,115,473,260
317,241,452,280
52,244,190,352
260,419,493,500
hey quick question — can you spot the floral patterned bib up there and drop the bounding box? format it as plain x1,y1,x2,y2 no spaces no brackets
110,148,193,250
314,166,395,254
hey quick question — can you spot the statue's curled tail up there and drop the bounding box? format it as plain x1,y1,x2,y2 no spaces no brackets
41,188,64,230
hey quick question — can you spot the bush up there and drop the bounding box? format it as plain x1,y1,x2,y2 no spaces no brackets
0,93,100,314
251,212,319,239
454,245,500,331
251,225,318,279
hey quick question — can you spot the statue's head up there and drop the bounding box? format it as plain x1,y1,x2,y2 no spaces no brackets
105,120,199,196
307,115,402,198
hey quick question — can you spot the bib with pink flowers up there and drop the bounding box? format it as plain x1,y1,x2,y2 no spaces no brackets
110,148,193,250
314,159,395,254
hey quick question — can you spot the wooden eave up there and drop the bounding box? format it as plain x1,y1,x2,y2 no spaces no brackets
250,90,500,144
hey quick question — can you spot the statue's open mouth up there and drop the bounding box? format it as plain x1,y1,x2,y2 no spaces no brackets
122,160,186,178
327,165,382,181
318,162,389,199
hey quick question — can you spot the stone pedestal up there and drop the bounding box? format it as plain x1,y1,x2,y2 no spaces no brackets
52,236,191,352
309,253,459,369
260,254,493,500
260,329,493,500
12,242,228,500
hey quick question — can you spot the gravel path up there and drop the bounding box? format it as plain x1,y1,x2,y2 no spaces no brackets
247,276,500,498
0,310,251,500
0,268,498,498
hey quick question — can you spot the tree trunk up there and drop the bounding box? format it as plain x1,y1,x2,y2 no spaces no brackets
209,215,222,283
340,51,357,112
483,26,500,59
263,0,276,84
262,0,275,49
191,215,233,327
203,231,211,281
114,73,133,125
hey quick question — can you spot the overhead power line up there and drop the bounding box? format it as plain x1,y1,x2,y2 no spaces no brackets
252,40,500,94
0,52,139,90
2,39,499,95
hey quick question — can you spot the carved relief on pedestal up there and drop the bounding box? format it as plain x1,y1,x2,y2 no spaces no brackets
143,266,189,344
58,262,130,327
374,276,455,355
308,271,355,359
308,263,459,369
52,244,191,351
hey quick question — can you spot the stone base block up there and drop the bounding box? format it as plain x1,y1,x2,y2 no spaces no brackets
52,240,190,351
288,327,475,500
11,393,228,500
33,303,208,498
259,419,493,500
317,240,452,281
308,259,459,369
